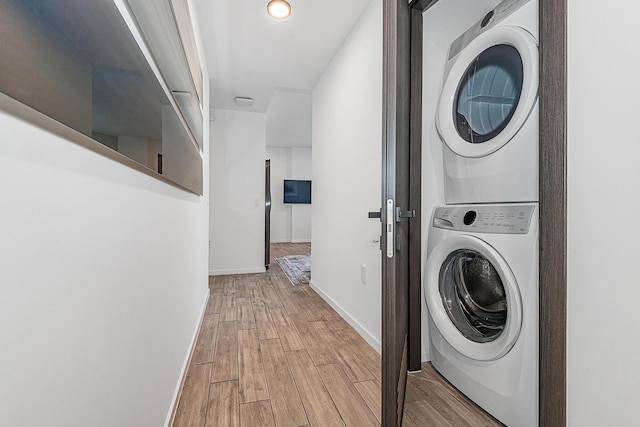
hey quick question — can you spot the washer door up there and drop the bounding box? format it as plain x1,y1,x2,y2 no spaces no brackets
425,234,522,361
436,26,538,158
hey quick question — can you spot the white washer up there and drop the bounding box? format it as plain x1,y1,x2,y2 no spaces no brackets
424,204,538,427
436,0,538,204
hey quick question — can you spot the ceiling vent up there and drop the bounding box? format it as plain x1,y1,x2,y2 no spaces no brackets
235,97,254,107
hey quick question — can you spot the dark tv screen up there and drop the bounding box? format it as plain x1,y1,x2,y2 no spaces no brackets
283,180,311,204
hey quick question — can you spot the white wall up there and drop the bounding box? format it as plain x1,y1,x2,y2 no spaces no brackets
0,73,210,427
266,89,312,148
0,2,211,425
266,146,312,244
311,0,382,351
265,88,313,244
266,147,292,243
209,109,266,275
420,0,502,362
291,147,312,243
566,2,640,425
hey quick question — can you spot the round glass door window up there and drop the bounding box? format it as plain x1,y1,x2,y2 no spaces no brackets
439,249,507,343
454,44,523,144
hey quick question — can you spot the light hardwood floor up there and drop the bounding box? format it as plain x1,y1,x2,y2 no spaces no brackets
172,243,501,427
403,364,503,426
172,242,380,427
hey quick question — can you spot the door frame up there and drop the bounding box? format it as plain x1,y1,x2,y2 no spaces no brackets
539,0,567,424
407,1,429,373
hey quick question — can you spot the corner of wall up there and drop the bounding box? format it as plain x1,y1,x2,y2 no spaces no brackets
310,281,381,353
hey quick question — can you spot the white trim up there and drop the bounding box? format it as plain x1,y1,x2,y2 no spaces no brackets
270,239,291,243
209,267,266,276
309,280,381,354
164,288,210,427
290,239,311,243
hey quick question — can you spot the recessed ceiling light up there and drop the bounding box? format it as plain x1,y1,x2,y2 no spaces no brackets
267,0,291,19
235,97,254,107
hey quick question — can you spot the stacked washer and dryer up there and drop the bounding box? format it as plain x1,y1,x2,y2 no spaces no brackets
424,0,539,426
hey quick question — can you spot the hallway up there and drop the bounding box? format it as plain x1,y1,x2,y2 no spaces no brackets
172,243,381,426
172,243,500,426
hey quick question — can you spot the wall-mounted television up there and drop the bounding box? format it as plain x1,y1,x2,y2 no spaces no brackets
284,180,311,204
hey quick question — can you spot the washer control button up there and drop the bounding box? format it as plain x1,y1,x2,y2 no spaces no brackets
463,210,477,225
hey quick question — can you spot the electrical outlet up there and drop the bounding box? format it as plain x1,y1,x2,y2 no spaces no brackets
360,265,367,284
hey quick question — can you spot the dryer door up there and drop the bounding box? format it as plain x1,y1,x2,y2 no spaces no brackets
436,26,538,158
425,234,522,361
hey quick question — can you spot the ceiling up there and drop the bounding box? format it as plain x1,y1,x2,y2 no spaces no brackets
193,0,374,113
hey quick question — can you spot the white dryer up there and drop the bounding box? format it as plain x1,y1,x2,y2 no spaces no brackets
424,204,538,427
436,0,538,204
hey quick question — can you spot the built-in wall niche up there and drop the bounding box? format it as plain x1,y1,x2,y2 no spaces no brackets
0,0,204,194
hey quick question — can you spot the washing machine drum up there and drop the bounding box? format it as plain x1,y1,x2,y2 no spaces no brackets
440,249,508,342
436,26,538,158
426,235,523,361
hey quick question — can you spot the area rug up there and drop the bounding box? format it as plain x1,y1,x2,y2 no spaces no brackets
274,254,311,286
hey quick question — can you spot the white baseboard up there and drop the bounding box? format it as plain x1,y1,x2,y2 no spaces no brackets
209,267,265,276
165,288,210,427
291,239,311,243
270,239,290,243
309,280,381,354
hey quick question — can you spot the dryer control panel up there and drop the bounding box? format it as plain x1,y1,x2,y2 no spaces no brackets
448,0,533,60
433,204,536,234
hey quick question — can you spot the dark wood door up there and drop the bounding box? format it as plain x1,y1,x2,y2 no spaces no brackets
265,159,271,268
381,0,412,424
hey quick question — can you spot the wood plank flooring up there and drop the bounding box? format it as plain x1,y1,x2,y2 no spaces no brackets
403,363,503,426
172,243,378,427
172,242,500,427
